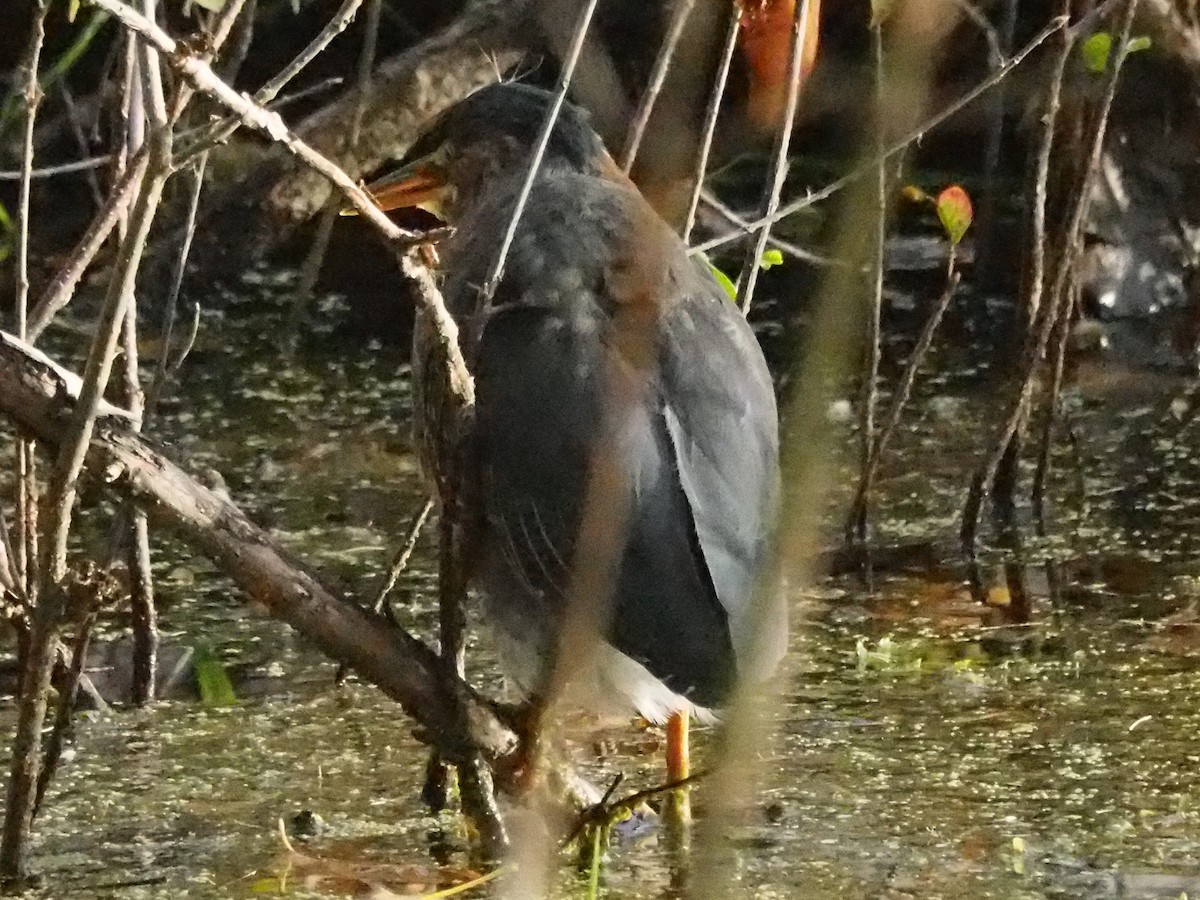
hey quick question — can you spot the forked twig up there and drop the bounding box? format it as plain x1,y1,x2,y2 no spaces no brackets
961,0,1141,552
689,10,1092,258
173,0,364,163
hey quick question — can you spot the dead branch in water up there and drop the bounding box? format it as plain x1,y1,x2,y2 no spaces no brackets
0,332,562,799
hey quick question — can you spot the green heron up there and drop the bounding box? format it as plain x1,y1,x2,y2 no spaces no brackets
369,82,783,782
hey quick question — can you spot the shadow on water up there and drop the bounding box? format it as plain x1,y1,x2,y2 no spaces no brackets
7,271,1200,899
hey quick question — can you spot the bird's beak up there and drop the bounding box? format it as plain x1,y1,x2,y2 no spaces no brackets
352,154,450,219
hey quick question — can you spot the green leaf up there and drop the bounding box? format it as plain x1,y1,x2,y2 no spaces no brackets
1125,35,1152,56
68,0,80,22
1081,32,1112,73
0,200,13,233
706,260,738,301
759,249,784,271
191,0,227,10
935,185,973,246
192,645,237,707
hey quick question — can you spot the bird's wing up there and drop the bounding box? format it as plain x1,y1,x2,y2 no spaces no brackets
657,266,783,672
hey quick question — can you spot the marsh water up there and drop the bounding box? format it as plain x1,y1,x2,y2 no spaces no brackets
7,270,1200,899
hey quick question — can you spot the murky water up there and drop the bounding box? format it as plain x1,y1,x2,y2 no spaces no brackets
7,274,1200,898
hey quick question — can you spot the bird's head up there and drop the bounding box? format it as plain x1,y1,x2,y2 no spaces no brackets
363,82,612,224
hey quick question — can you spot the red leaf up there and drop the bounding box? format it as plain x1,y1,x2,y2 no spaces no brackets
935,185,973,246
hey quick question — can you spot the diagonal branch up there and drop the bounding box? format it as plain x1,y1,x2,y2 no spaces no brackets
0,331,515,773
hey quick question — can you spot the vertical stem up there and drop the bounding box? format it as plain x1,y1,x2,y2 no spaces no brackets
620,0,696,173
1,146,171,881
120,0,170,705
681,1,740,245
849,22,888,547
14,0,49,618
0,595,59,882
1032,286,1080,525
0,0,50,881
0,512,18,597
437,511,468,682
371,496,434,613
127,513,157,703
35,602,99,814
735,0,813,315
848,251,961,539
58,82,106,208
145,154,208,418
971,0,1018,284
423,509,467,811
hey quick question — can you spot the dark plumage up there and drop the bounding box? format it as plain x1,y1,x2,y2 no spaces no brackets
394,82,783,722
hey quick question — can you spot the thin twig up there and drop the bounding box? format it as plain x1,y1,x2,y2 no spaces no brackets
970,0,1018,283
700,188,846,268
56,83,105,207
620,0,695,173
1031,287,1079,522
289,0,383,342
0,155,114,181
735,0,813,314
372,496,435,613
13,0,50,618
115,0,174,706
335,495,434,685
480,0,601,300
34,595,101,815
144,156,206,420
0,513,19,598
26,146,150,341
847,249,962,538
681,2,740,244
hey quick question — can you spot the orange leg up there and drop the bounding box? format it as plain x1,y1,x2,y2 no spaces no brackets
666,711,690,782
